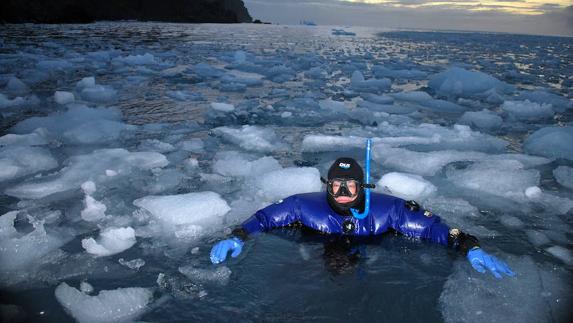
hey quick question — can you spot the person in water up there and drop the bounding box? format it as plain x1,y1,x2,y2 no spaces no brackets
210,156,515,279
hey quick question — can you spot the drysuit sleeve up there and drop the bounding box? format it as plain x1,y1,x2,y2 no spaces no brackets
390,199,450,246
390,199,480,254
232,196,300,240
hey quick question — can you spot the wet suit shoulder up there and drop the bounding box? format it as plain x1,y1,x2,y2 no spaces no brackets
232,192,479,253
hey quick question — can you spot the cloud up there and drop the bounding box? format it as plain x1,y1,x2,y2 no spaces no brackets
244,0,573,36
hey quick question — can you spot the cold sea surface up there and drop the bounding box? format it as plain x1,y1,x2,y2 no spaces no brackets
0,23,572,322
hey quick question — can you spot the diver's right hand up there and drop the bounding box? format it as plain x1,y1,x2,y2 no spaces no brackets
210,237,244,264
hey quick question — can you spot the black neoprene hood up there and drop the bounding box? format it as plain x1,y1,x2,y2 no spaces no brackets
326,157,365,216
327,157,364,182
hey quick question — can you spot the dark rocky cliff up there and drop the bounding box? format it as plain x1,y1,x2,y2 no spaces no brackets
0,0,252,24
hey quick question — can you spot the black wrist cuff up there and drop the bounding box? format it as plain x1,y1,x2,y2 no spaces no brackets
448,230,480,255
231,227,249,241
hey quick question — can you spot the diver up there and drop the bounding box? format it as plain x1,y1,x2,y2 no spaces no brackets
210,140,515,279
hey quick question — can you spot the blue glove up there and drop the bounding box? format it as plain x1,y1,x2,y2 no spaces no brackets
210,237,244,264
467,248,515,279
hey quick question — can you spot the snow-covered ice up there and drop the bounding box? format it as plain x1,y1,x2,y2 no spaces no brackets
212,125,286,152
553,166,573,189
376,172,437,201
82,227,136,257
6,148,168,199
55,282,152,323
523,126,573,160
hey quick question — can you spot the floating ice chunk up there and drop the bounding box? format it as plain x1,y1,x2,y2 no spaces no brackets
362,93,394,105
0,128,48,146
429,67,513,98
391,91,432,102
0,211,18,239
302,135,364,152
6,148,168,199
54,91,74,105
134,191,230,228
82,227,136,257
81,85,117,103
440,256,571,323
36,59,73,71
499,215,525,229
536,191,573,215
319,99,348,113
211,102,235,112
0,93,25,108
76,77,96,89
105,169,118,177
143,168,185,194
192,63,225,79
178,266,232,285
255,167,321,201
372,66,427,80
281,111,292,118
373,144,484,176
13,105,121,134
523,126,573,160
350,70,391,93
234,50,246,63
545,246,573,266
81,195,107,222
501,100,553,121
82,181,97,196
5,77,29,96
213,151,281,177
305,67,327,79
424,196,479,220
358,100,416,114
80,281,94,294
55,282,152,323
377,123,508,152
458,109,503,130
376,172,437,201
0,146,58,182
184,158,199,170
138,139,175,153
525,230,551,247
0,214,66,271
553,166,573,189
13,106,128,144
114,53,155,65
332,29,356,36
446,160,539,200
212,125,286,152
119,258,145,270
391,91,465,113
64,119,135,144
178,139,204,153
525,186,542,199
516,90,572,112
221,72,262,87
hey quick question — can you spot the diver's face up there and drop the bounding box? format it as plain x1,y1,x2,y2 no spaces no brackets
330,179,358,204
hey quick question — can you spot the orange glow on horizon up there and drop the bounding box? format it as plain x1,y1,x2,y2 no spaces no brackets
344,0,572,15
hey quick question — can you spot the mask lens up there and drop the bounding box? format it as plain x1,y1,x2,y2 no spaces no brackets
327,179,360,197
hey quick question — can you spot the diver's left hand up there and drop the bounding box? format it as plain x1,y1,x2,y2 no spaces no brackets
467,248,515,279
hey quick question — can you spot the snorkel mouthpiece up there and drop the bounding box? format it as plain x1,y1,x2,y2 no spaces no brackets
351,139,372,220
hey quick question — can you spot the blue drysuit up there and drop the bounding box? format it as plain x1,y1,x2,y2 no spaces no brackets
239,192,449,246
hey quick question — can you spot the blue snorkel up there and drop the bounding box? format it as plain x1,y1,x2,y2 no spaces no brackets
351,139,372,220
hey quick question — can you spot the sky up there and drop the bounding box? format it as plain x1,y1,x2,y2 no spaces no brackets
243,0,573,36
